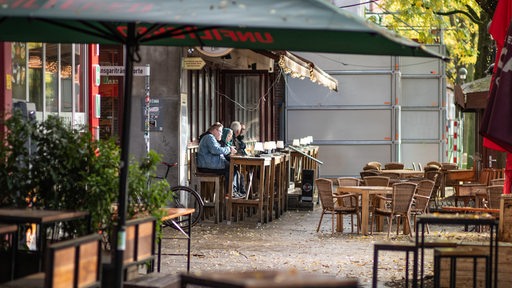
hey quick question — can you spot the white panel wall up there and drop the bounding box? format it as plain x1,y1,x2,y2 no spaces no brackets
286,48,445,178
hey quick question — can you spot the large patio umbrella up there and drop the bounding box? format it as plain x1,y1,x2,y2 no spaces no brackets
480,0,512,195
0,0,447,286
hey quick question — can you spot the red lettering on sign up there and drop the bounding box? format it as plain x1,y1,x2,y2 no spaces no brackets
184,27,197,39
116,25,275,45
221,30,238,42
200,30,214,40
255,32,273,43
212,29,222,40
237,32,255,42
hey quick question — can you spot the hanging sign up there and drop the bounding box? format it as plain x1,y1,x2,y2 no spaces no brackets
182,57,206,70
100,66,150,76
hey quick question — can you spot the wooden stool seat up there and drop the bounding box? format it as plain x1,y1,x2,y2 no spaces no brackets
190,152,224,224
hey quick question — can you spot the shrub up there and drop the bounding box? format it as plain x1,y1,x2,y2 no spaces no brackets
0,112,170,239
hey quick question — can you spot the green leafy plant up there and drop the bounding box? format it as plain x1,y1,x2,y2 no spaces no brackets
0,112,170,240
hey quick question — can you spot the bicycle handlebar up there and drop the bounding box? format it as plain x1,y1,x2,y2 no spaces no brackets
161,161,178,168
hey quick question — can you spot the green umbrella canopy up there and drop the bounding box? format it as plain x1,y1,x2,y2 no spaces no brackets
0,0,447,59
0,2,448,287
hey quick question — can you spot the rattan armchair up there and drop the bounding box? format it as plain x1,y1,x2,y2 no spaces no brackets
424,171,442,209
315,178,360,234
364,176,390,187
360,170,381,179
370,182,417,238
384,162,405,170
410,179,435,232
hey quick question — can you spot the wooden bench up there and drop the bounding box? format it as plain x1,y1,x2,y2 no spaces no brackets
103,216,181,288
3,233,101,288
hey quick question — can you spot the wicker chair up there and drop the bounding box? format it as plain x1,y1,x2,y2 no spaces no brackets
441,162,458,171
423,165,441,173
367,161,382,170
481,185,503,209
360,170,381,179
424,171,442,209
337,177,361,187
410,180,435,231
384,162,405,170
364,176,390,187
490,178,505,186
363,164,380,171
426,161,442,169
315,178,360,234
371,182,417,238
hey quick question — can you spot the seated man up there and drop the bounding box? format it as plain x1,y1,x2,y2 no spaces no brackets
197,123,236,192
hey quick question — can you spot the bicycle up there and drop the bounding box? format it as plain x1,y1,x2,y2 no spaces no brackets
153,161,204,230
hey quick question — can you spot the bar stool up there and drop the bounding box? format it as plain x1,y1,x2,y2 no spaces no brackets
190,152,224,224
434,247,490,288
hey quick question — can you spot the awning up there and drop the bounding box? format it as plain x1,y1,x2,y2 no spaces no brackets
255,50,338,91
454,75,491,110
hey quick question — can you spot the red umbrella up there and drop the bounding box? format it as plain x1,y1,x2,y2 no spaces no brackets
481,0,512,194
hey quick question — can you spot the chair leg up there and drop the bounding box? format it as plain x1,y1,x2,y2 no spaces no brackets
387,216,392,239
396,217,401,236
331,213,335,235
357,213,361,234
350,214,354,233
317,211,325,232
407,213,414,238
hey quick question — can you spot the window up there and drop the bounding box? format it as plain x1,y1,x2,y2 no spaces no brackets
14,42,87,126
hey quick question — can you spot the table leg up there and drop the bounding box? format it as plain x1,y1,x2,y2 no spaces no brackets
336,214,343,232
187,213,191,272
226,162,235,225
361,192,369,235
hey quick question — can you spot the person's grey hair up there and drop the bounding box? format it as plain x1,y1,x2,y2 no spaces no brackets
230,121,241,133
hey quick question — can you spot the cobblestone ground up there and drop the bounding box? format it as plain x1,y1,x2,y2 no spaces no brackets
159,203,491,288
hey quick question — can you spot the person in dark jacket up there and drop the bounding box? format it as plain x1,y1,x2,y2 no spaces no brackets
230,121,247,156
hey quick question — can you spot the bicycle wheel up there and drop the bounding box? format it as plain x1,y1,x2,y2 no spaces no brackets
164,185,204,230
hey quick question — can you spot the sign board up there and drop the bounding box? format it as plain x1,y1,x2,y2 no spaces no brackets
141,98,163,132
182,57,206,70
100,66,150,76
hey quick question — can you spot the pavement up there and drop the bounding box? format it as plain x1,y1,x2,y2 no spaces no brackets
158,200,448,287
157,186,494,287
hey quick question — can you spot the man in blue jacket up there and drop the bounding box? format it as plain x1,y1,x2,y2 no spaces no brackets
197,122,236,193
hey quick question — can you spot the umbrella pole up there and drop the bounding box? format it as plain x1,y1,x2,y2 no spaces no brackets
114,22,136,288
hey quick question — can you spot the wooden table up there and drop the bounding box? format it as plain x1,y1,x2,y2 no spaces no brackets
270,154,285,221
227,156,271,225
336,186,392,235
180,270,359,288
443,169,476,197
158,207,195,272
415,214,499,288
453,183,487,207
0,208,90,279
